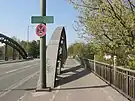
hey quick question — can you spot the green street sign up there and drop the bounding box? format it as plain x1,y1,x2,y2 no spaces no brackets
31,16,54,24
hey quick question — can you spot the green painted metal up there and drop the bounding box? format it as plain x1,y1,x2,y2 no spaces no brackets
31,16,54,24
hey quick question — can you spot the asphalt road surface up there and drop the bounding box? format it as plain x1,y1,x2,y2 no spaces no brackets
0,59,40,101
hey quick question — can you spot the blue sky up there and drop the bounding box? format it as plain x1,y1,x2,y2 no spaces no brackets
0,0,79,46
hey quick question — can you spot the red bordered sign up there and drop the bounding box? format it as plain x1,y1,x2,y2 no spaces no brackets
36,24,46,37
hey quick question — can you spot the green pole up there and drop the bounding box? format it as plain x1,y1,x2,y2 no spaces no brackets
39,0,46,88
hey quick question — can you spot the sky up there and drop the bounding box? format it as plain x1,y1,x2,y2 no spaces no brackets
0,0,79,46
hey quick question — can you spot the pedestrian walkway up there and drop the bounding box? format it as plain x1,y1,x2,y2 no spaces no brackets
22,59,129,101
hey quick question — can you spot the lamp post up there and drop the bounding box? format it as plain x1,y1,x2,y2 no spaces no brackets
27,25,35,55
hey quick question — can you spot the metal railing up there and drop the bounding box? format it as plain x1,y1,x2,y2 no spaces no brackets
77,57,135,101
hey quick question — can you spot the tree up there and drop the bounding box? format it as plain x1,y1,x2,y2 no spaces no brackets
11,36,21,59
68,41,98,59
28,40,39,58
69,0,135,68
68,42,85,57
68,44,74,56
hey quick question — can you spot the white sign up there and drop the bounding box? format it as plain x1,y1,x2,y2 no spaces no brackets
104,54,111,60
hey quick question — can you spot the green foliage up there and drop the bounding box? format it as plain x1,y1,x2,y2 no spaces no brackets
28,40,39,58
69,0,135,69
20,40,40,58
68,42,98,59
0,36,40,59
68,42,85,57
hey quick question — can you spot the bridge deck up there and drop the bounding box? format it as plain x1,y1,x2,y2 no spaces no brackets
22,59,129,101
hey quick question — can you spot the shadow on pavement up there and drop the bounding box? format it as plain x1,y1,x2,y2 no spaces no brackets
52,84,109,91
56,65,91,87
61,65,82,74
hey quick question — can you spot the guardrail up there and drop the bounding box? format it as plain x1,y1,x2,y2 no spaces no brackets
77,57,135,101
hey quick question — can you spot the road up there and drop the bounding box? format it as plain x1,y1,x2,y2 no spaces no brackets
0,59,40,101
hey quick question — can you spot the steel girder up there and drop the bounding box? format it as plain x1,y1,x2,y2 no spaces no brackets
0,33,28,59
46,26,67,88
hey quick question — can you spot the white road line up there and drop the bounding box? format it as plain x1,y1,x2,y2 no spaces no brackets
49,86,61,101
5,64,38,74
108,96,114,101
0,71,39,98
101,88,114,101
101,88,109,94
0,60,39,68
50,94,56,101
32,92,48,97
66,94,69,101
0,63,38,80
17,92,29,101
73,59,81,65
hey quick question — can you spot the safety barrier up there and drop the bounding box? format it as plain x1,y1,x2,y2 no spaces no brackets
77,57,135,101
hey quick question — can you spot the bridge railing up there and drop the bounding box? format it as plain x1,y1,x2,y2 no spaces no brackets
77,57,135,101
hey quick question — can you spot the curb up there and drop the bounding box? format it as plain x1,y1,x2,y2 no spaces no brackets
0,59,33,65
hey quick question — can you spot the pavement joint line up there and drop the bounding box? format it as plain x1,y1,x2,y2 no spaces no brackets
0,63,39,80
0,71,39,98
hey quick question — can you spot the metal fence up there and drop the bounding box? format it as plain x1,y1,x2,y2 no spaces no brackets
77,57,135,101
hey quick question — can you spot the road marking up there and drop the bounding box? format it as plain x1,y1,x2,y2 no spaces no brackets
0,63,38,80
0,71,39,98
49,86,61,101
108,96,114,101
101,88,114,101
0,59,39,68
101,88,109,94
73,59,81,65
5,64,38,74
17,93,28,101
32,92,48,97
66,94,69,101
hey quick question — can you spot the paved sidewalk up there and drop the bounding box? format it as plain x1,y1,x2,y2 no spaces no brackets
21,59,129,101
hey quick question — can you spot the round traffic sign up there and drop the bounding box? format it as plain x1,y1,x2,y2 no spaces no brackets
36,24,46,37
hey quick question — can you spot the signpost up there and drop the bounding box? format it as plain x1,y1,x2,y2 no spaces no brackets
31,16,54,24
31,0,54,89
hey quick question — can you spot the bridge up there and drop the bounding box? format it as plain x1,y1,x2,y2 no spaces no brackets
0,33,28,61
0,26,134,101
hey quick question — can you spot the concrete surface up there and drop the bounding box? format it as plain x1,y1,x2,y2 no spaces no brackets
21,59,129,101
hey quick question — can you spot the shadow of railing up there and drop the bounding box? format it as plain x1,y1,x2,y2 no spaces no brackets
56,65,91,86
61,65,82,74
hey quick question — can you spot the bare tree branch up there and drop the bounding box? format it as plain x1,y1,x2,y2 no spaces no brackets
101,26,113,41
69,0,99,10
127,0,134,15
106,0,127,28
